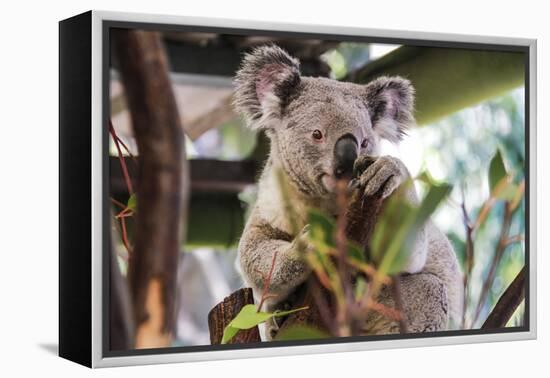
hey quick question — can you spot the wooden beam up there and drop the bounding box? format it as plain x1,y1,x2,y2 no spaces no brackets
109,157,255,247
111,37,333,78
109,157,258,195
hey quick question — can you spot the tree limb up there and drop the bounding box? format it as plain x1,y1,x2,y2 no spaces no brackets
481,266,525,330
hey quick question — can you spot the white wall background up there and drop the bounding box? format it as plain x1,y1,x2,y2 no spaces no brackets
0,0,546,376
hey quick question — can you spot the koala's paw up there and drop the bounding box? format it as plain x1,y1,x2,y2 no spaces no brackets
287,225,313,280
357,156,409,198
267,225,313,301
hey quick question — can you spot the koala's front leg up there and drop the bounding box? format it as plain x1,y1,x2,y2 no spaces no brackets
238,220,312,310
355,155,427,273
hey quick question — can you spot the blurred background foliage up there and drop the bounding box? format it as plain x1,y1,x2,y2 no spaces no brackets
408,88,525,329
110,39,526,345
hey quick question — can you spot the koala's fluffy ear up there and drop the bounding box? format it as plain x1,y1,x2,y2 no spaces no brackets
234,45,301,129
364,76,415,143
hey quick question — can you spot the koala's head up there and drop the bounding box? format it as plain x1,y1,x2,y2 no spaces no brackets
234,45,415,197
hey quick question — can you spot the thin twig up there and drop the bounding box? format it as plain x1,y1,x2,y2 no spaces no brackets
505,234,524,246
256,251,279,312
335,179,353,335
472,202,514,326
110,197,127,210
391,275,409,334
308,260,334,291
460,187,475,329
310,278,337,336
119,216,132,256
111,215,130,262
116,211,134,219
473,176,512,230
114,134,137,161
115,207,134,218
109,120,134,194
364,298,403,323
358,275,384,320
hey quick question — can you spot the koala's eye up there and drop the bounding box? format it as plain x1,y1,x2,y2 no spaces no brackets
312,129,323,140
361,139,369,149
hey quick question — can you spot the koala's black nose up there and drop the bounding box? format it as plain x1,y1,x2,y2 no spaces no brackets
333,134,358,180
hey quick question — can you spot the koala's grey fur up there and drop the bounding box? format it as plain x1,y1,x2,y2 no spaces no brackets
234,45,463,338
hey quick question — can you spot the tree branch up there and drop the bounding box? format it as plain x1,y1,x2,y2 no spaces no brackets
481,266,526,329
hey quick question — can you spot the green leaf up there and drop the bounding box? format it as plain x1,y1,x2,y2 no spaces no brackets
308,209,335,247
347,241,366,263
489,149,507,193
354,276,368,301
220,326,240,345
495,181,518,201
370,197,414,268
372,182,452,275
415,183,453,226
415,170,440,186
275,325,330,341
308,209,366,263
221,304,308,344
273,306,310,318
228,305,274,330
127,193,137,211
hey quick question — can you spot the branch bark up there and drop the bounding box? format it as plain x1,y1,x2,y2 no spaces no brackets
481,266,526,330
113,29,189,348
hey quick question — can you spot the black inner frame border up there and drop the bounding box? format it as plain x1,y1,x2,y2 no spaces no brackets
101,19,531,358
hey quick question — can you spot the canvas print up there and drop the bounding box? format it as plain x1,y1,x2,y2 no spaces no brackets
107,26,527,353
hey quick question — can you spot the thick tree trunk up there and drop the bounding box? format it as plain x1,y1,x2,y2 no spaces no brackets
113,30,189,349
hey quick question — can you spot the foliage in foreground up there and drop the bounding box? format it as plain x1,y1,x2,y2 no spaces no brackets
221,148,525,342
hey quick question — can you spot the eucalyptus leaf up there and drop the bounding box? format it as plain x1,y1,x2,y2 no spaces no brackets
494,180,518,201
307,209,366,263
354,276,368,301
347,241,366,263
275,325,329,341
489,149,507,193
415,183,453,226
127,193,137,211
308,209,335,247
221,304,308,344
373,183,452,275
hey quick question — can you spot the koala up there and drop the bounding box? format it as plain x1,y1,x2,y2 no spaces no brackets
234,45,463,338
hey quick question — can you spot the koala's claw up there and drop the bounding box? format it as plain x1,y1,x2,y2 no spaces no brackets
358,156,408,199
353,155,377,178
